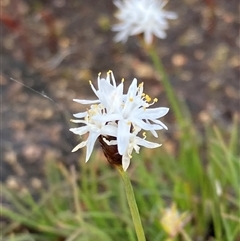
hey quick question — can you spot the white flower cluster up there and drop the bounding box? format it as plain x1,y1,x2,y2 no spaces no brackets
112,0,177,45
70,71,169,171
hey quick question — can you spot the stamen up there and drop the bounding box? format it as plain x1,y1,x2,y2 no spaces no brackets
145,95,151,102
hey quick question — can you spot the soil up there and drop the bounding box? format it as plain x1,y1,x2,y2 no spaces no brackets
1,0,239,194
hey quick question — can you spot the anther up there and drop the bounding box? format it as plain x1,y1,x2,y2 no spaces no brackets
145,95,151,102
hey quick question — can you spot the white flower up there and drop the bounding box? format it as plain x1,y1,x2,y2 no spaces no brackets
70,71,168,171
112,0,177,45
92,77,169,155
160,203,190,238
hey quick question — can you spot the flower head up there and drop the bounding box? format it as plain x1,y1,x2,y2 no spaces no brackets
160,203,191,238
112,0,177,45
70,71,169,171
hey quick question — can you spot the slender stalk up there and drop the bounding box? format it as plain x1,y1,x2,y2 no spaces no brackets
117,166,146,241
147,45,188,128
180,229,192,241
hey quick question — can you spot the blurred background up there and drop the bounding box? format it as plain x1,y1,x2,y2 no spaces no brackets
1,0,239,192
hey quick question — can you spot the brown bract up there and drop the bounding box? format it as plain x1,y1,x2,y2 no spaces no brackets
98,135,122,168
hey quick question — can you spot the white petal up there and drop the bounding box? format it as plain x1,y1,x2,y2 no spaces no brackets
151,119,168,130
101,125,118,137
133,144,140,154
108,71,117,87
99,78,116,94
92,113,122,122
113,0,122,9
70,119,87,124
131,118,163,131
86,132,99,162
69,126,88,135
89,81,100,98
154,29,167,39
117,120,131,155
73,112,87,118
127,78,138,96
149,129,158,137
138,107,169,119
163,11,178,19
146,119,158,137
136,137,161,148
122,155,131,171
72,141,87,152
73,99,100,104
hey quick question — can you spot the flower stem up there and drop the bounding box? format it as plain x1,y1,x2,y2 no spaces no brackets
117,166,146,241
147,45,189,128
180,229,193,241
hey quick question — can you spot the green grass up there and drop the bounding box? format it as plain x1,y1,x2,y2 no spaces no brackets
1,116,239,241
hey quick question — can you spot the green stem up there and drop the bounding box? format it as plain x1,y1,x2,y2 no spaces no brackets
180,229,193,241
147,45,187,128
117,166,146,241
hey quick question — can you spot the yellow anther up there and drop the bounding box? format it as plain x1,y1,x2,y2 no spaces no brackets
121,78,125,83
142,93,146,97
145,95,151,102
98,72,101,77
129,97,134,102
143,132,147,137
89,80,92,84
154,98,158,102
